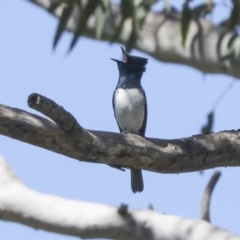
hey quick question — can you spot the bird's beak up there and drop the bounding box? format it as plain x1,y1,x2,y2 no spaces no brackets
110,58,122,63
120,46,129,63
121,46,127,55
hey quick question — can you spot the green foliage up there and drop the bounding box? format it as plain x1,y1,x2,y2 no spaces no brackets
95,0,110,39
49,0,79,13
48,0,240,136
50,0,156,52
49,0,81,50
219,35,237,72
224,0,240,31
49,0,239,55
181,0,192,47
191,2,214,17
110,0,133,44
163,0,171,12
111,0,156,52
69,0,100,52
181,0,213,48
48,0,62,13
125,0,156,51
53,2,74,49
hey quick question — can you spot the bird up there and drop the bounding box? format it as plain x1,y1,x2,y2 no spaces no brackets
111,47,148,193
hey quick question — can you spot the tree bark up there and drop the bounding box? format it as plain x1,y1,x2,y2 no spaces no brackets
27,0,240,79
0,155,239,240
0,93,240,174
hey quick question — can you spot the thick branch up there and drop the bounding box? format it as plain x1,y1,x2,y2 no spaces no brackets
1,94,240,174
0,155,239,240
27,0,240,79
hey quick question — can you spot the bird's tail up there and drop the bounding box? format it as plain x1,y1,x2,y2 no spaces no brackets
131,169,144,193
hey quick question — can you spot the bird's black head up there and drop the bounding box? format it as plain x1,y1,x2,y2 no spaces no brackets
111,47,148,74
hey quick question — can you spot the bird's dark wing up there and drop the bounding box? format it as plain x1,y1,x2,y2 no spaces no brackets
139,88,147,137
112,90,123,133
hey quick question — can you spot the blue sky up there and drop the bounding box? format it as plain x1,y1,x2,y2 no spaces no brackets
0,0,240,239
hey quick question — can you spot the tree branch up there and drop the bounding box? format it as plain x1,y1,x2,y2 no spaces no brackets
0,93,240,174
201,170,222,222
0,155,239,240
27,0,240,79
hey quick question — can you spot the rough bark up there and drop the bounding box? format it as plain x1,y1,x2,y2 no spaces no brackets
0,93,240,174
0,155,239,240
26,0,240,79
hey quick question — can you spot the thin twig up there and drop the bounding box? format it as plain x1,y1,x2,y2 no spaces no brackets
201,170,222,222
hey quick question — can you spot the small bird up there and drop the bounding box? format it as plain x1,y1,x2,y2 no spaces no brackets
111,47,148,193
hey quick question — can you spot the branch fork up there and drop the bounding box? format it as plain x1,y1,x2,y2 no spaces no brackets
0,93,240,174
0,93,239,239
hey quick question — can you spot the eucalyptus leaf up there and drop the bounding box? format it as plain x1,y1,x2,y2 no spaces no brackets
191,3,213,17
69,0,100,52
163,0,171,12
95,0,110,39
227,2,240,31
111,0,133,43
48,0,62,13
181,0,192,48
126,0,155,51
53,3,74,49
219,19,229,28
74,0,82,10
219,35,237,72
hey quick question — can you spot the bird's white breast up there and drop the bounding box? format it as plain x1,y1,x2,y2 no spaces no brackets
114,88,145,135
